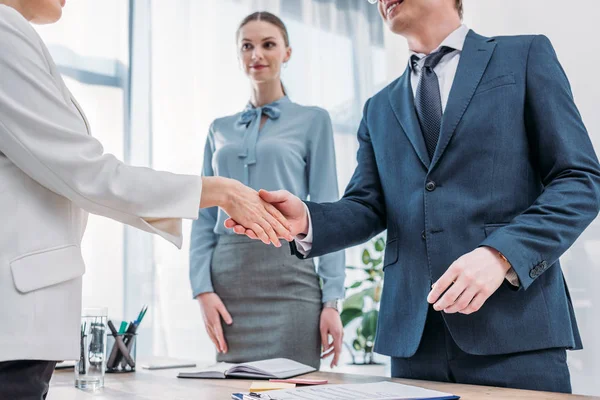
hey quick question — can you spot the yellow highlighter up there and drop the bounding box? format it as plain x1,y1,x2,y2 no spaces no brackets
249,382,296,392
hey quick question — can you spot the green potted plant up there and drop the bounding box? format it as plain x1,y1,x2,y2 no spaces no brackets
341,236,385,365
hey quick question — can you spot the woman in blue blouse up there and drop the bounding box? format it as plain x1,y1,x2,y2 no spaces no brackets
189,12,345,369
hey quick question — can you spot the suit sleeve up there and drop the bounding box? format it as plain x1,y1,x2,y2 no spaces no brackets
481,35,600,289
292,99,387,259
0,8,202,248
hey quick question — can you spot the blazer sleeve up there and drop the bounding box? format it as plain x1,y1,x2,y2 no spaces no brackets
0,7,202,248
481,35,600,289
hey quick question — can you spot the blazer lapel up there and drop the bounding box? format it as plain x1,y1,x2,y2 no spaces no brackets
70,97,91,136
430,30,496,170
388,66,431,169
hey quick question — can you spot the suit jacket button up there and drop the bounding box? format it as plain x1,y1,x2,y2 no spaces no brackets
421,231,426,240
425,181,436,192
530,270,537,279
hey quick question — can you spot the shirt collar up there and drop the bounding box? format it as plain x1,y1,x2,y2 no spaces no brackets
409,24,469,71
245,95,291,110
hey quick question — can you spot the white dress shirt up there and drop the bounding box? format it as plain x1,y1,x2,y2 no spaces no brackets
295,24,520,286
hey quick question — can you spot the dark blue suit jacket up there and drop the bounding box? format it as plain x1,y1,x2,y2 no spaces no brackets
294,30,600,357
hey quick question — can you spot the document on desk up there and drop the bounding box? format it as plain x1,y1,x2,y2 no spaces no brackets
179,358,315,379
254,381,459,400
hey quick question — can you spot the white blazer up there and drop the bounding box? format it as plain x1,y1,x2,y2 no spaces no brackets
0,5,203,361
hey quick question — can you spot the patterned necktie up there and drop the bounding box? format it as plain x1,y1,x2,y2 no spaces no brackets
237,103,281,185
413,46,455,161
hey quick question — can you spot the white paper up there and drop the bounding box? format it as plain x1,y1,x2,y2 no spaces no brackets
190,362,236,374
232,358,314,377
263,381,457,400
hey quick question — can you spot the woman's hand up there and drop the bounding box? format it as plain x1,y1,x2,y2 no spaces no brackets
197,292,233,354
320,307,344,368
201,177,292,246
224,189,309,240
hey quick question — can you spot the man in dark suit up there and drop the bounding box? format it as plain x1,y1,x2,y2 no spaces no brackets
227,0,600,393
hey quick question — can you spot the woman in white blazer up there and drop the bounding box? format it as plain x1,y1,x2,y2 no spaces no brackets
0,1,292,397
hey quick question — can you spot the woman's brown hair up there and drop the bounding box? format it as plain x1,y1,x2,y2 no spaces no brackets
237,11,290,47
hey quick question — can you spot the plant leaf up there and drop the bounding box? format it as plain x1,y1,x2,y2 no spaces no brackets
342,291,365,311
362,249,372,265
340,308,363,327
348,282,362,289
374,238,385,252
361,310,379,339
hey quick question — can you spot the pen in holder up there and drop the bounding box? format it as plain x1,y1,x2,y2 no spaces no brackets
106,306,147,373
106,320,137,373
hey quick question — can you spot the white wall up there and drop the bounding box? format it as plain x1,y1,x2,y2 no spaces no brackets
386,0,600,395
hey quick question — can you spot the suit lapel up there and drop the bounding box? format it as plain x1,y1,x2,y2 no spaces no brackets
430,30,496,170
388,66,431,169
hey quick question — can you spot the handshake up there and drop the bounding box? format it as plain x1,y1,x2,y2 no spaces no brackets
202,176,307,247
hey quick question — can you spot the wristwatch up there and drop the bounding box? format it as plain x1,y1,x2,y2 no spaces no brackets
323,299,343,313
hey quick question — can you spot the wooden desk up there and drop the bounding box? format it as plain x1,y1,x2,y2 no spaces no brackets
48,367,600,400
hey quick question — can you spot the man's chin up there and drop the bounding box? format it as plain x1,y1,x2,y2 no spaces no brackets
387,18,410,35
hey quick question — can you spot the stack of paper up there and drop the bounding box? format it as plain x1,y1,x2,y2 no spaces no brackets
232,381,459,400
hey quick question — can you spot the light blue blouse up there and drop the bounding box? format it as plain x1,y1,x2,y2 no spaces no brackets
189,96,345,302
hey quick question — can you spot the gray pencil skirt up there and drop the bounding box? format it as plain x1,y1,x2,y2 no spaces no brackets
211,234,322,369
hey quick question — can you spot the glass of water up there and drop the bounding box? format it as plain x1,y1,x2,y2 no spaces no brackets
75,307,108,390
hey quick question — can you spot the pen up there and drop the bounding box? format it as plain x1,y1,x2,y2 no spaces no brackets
118,321,128,335
117,320,136,368
244,393,279,400
135,304,148,325
119,305,147,368
107,320,136,368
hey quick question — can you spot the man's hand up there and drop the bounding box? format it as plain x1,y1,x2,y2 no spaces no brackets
206,179,293,246
225,189,308,240
427,246,511,315
197,293,233,354
320,307,343,368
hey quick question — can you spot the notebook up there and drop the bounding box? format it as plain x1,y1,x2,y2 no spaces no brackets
140,357,196,370
177,358,315,380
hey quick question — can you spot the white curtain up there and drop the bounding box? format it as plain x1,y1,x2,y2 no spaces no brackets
148,0,388,364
